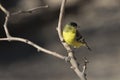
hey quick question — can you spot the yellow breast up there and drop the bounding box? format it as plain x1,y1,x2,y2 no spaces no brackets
63,31,75,45
63,30,85,48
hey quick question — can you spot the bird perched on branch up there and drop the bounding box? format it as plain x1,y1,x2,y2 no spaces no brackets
62,22,91,51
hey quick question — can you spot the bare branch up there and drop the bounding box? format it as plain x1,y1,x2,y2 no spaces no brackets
0,37,65,60
11,5,48,15
57,0,88,80
82,57,89,73
0,4,11,38
82,57,89,80
57,0,66,42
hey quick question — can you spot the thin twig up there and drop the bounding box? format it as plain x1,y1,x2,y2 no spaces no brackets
57,0,88,80
0,4,11,38
82,57,89,73
82,57,89,80
0,37,65,60
11,5,48,15
57,0,66,42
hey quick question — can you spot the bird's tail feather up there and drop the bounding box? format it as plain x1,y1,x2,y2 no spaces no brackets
85,43,92,51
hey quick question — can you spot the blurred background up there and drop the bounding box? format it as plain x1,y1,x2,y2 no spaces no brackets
0,0,120,80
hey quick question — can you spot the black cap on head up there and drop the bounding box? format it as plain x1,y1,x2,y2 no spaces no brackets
69,22,77,27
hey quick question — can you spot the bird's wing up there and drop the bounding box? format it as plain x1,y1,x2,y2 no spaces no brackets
76,30,84,43
76,30,92,51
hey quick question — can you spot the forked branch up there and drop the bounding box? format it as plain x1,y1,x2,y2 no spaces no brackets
0,3,65,60
0,4,11,38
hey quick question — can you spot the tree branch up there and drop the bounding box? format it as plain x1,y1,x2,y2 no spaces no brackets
57,0,88,80
0,37,65,59
0,4,65,60
0,4,11,38
11,5,48,15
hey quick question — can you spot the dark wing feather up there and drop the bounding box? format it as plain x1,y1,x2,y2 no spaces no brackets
76,30,85,43
76,30,92,51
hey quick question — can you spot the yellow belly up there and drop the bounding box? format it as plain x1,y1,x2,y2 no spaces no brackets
63,31,75,45
63,32,85,48
72,41,85,48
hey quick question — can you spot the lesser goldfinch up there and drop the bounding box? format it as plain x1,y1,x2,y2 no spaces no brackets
62,22,91,51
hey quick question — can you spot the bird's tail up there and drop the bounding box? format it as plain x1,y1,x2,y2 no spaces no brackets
85,43,92,51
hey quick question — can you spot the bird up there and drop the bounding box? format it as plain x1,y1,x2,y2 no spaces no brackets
62,22,91,51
